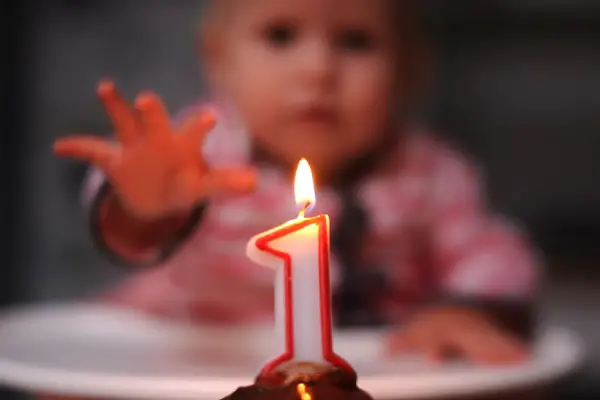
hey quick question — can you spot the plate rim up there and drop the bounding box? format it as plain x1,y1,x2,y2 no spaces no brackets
0,303,587,399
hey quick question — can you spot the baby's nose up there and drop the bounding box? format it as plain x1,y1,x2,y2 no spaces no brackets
296,39,336,85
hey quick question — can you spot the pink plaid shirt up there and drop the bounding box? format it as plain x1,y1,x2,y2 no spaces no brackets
84,105,540,325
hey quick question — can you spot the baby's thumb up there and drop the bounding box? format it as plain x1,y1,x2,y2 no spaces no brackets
202,168,257,196
385,330,413,356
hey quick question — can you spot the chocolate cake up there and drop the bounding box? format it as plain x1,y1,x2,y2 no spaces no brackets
221,363,373,400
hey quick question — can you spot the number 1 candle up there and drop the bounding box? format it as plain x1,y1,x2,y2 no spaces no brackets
246,159,352,377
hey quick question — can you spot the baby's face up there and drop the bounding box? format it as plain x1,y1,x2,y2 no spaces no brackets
211,0,408,176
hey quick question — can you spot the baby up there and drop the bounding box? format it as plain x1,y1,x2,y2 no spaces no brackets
54,0,539,369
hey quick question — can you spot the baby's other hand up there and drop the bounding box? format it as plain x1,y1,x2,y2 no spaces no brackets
53,80,256,220
386,307,528,366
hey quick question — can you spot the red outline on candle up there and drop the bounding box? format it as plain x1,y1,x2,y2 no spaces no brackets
255,215,353,377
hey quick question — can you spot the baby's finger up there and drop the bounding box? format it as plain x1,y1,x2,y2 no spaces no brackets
202,168,257,196
135,91,172,139
169,167,256,205
425,346,446,364
481,333,528,365
386,329,414,356
97,80,139,146
386,324,445,362
413,330,447,364
180,109,217,147
452,329,527,365
53,136,118,175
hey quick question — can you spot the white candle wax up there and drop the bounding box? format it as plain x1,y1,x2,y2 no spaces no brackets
246,159,352,376
247,219,327,364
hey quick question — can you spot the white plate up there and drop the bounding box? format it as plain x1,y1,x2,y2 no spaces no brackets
0,303,585,399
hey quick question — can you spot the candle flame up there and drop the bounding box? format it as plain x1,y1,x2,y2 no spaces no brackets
294,159,316,216
296,383,312,400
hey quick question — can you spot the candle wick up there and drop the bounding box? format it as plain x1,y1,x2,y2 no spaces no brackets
298,201,311,219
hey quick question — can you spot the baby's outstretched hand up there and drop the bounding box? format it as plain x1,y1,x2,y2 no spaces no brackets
386,307,528,365
54,80,256,220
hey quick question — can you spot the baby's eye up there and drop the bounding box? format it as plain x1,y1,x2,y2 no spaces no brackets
338,29,375,52
263,24,297,48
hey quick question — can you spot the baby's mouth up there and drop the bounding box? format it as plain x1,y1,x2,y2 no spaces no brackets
296,105,337,125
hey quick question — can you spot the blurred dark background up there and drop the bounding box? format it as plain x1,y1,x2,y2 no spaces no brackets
1,0,599,398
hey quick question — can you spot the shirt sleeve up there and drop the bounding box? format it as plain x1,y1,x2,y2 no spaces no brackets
87,177,206,268
427,145,541,301
80,102,211,268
